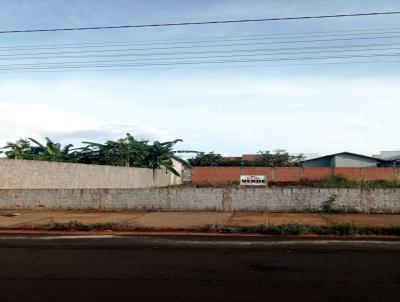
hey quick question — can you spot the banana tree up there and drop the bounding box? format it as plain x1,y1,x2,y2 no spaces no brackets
80,133,149,167
145,139,189,177
28,137,77,162
0,139,33,159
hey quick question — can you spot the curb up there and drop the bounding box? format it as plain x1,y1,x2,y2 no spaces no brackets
0,227,400,240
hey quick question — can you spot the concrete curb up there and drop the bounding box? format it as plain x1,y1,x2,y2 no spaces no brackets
0,226,399,239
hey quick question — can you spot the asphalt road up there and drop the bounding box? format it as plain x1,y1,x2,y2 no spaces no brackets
0,235,399,302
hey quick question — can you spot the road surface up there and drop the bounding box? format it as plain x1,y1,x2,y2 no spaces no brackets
0,235,399,302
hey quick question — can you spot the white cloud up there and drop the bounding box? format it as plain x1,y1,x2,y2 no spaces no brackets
0,100,173,148
0,101,99,146
1,75,400,155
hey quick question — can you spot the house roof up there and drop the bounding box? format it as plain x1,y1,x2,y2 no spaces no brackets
242,154,262,161
384,154,400,161
300,152,391,163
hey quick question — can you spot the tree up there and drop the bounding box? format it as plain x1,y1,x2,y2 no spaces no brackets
256,150,304,167
188,152,223,166
188,150,305,167
144,139,189,176
0,138,33,159
79,133,149,167
78,134,188,176
28,137,78,162
2,134,189,176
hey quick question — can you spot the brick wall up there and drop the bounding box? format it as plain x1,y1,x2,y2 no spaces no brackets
302,168,332,180
191,167,400,185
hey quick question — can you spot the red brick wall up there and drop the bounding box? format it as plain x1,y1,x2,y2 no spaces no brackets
191,167,400,185
191,167,241,184
274,167,301,182
364,168,398,181
334,168,364,181
302,168,332,180
238,167,274,180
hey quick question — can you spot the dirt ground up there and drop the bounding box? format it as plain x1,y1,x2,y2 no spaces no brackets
0,210,399,229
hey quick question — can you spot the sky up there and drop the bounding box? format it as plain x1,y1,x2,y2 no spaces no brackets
1,0,400,157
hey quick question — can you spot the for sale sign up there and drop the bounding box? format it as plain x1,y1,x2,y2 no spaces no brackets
240,175,267,187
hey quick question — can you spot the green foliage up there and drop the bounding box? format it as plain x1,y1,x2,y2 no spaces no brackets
188,150,305,167
188,152,223,166
306,176,400,188
0,137,78,162
203,223,400,236
44,220,122,231
257,150,305,167
144,139,188,176
320,194,342,214
0,139,34,159
1,133,188,176
79,133,149,167
333,222,359,235
28,137,79,162
41,221,400,236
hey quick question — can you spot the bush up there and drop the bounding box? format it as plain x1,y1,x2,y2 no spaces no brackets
304,177,400,189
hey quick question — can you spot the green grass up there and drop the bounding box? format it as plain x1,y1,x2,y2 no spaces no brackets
203,223,400,236
300,176,400,188
41,220,400,236
187,176,400,189
44,220,123,231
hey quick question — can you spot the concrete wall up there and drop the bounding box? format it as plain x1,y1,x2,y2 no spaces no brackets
230,188,400,213
0,188,224,211
0,187,399,213
0,159,182,189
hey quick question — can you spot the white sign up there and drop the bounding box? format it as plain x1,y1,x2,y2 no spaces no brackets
240,175,267,187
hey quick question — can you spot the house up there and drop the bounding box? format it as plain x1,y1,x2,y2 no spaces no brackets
300,152,393,168
381,154,400,166
373,151,400,166
373,150,400,159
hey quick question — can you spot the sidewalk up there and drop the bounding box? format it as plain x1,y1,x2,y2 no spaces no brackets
0,211,399,230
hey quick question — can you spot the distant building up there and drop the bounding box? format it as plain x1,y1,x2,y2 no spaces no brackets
301,152,393,168
373,151,400,166
223,156,242,161
373,151,400,159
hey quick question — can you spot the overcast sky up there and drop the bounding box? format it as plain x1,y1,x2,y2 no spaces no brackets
1,0,400,156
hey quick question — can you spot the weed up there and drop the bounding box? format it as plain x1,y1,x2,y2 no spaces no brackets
203,223,400,236
43,221,122,231
320,194,344,214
